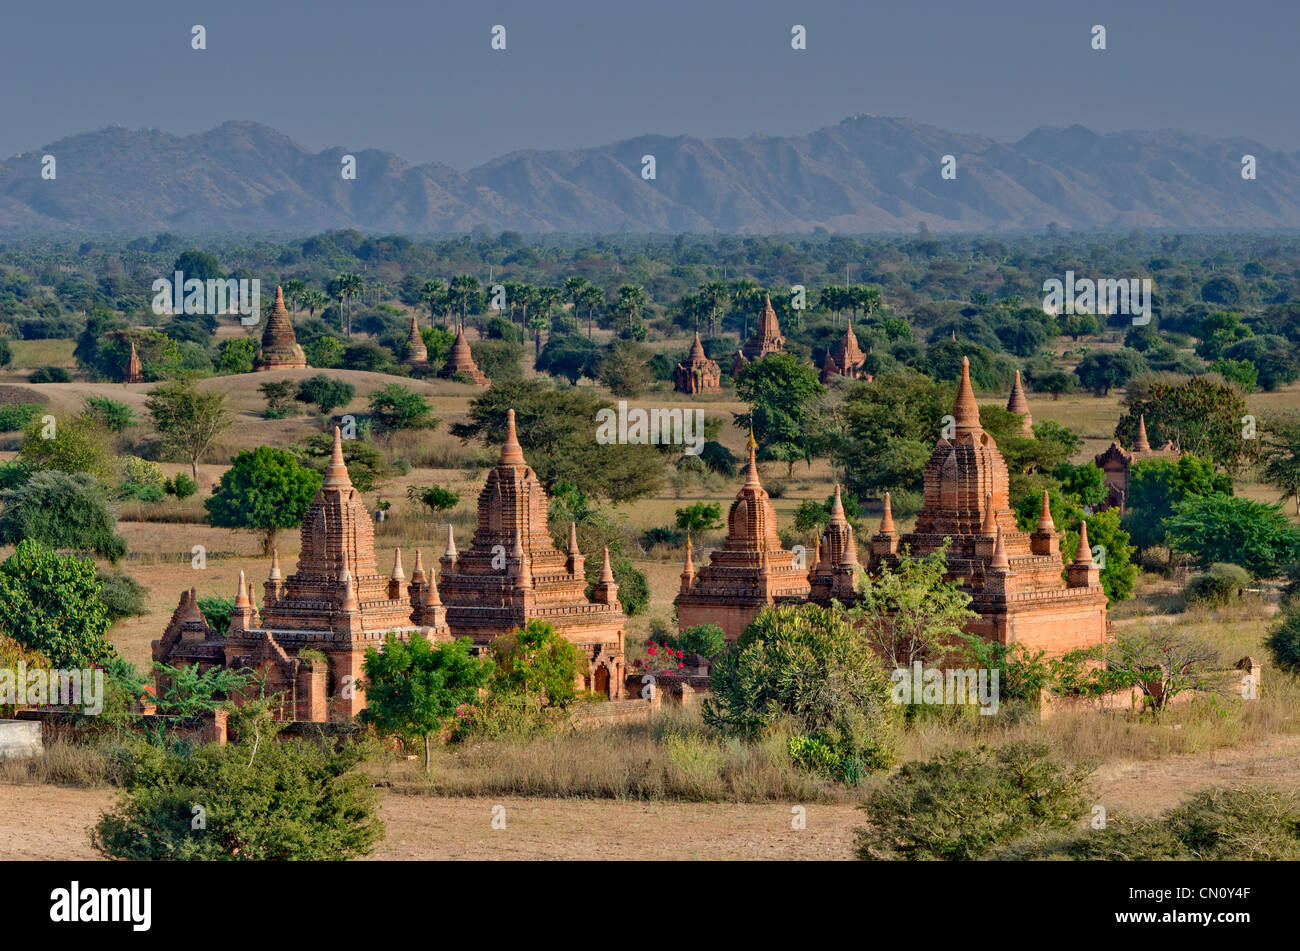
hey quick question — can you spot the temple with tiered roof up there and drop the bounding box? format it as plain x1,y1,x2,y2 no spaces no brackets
436,410,627,695
866,357,1108,656
153,427,448,721
731,294,786,375
675,430,812,640
673,332,722,394
1094,414,1181,511
821,322,871,383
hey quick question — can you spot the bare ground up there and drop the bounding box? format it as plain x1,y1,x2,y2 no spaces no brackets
5,732,1300,861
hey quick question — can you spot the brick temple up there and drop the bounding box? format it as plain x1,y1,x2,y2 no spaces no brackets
437,409,628,695
1094,414,1180,511
673,332,722,394
153,427,448,721
438,318,491,385
866,357,1108,656
256,286,307,370
404,314,429,369
675,430,812,640
807,484,860,606
1006,369,1033,435
821,322,872,383
731,294,786,375
124,340,144,383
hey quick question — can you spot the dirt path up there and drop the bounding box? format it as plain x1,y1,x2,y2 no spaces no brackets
5,735,1299,860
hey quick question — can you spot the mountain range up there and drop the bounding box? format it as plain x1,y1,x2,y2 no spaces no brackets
2,116,1298,234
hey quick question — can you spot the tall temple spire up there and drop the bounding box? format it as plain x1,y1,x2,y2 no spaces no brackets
680,535,695,593
234,570,250,606
830,484,846,522
879,492,895,533
322,426,352,490
1073,520,1093,565
500,409,526,466
743,424,761,486
1134,414,1151,452
953,356,982,437
990,525,1010,571
980,491,997,535
1036,490,1055,533
268,549,282,581
1007,369,1033,436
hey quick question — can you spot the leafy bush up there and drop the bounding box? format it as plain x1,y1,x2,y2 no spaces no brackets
93,730,384,860
116,455,166,502
165,472,199,499
0,403,42,432
855,742,1092,860
197,596,235,637
1166,493,1300,578
82,395,136,431
295,375,355,414
705,603,900,775
664,623,727,660
367,384,439,433
30,366,72,383
1185,562,1250,606
0,470,127,559
993,785,1300,861
96,570,148,621
0,540,116,667
1265,603,1300,675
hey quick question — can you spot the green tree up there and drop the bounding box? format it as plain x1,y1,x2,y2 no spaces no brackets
489,619,586,708
258,380,297,419
1122,455,1233,554
1074,349,1148,396
1259,414,1300,514
407,484,460,515
1165,493,1300,578
0,470,127,560
452,378,664,503
0,540,115,667
1116,375,1253,473
305,335,343,368
295,375,355,414
733,353,826,477
833,368,950,501
82,396,136,432
849,545,976,668
598,340,653,397
145,381,232,479
367,384,439,433
704,603,901,776
363,635,492,773
205,447,323,554
18,412,114,484
218,337,256,374
675,501,723,535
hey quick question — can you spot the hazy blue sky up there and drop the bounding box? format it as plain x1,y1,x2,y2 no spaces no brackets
1,0,1295,168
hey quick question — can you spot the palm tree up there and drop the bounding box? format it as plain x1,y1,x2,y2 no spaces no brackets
301,289,328,320
701,280,729,337
331,272,364,336
448,274,482,322
281,278,306,314
577,284,604,339
729,278,761,340
615,284,648,337
564,276,591,325
420,279,447,325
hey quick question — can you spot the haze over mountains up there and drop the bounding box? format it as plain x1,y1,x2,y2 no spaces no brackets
2,116,1298,234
